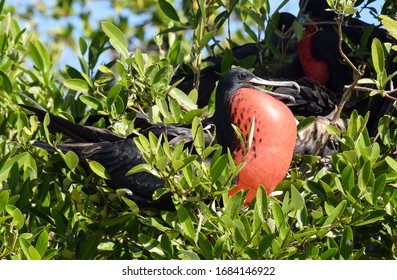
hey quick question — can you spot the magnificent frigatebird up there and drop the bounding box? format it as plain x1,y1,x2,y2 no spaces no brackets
212,68,298,204
23,68,299,209
279,0,397,136
294,0,396,92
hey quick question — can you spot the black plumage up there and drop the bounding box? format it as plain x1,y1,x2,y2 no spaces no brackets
279,0,397,136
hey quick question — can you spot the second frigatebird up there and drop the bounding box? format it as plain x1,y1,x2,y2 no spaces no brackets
23,68,299,209
278,0,397,136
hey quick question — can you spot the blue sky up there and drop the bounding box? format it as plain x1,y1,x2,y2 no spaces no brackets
13,0,385,70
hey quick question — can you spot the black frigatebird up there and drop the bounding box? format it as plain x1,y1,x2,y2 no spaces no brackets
279,0,397,136
23,68,299,209
212,68,298,204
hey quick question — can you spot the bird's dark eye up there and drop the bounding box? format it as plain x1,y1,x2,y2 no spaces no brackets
237,73,247,80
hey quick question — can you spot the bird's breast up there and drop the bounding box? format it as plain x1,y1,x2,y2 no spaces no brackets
228,88,297,204
297,24,330,85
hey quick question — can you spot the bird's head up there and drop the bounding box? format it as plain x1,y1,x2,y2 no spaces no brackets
216,68,299,106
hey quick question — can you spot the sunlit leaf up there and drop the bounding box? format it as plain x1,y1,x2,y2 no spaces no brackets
371,38,384,76
87,160,110,179
64,78,90,93
380,15,397,40
102,21,129,57
64,151,79,171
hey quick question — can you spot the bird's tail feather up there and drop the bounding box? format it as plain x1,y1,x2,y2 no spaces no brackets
19,104,121,142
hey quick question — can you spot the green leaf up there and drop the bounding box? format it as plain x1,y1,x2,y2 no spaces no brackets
200,30,217,48
340,226,353,259
121,197,140,214
79,95,102,110
177,206,195,242
358,78,376,85
171,156,197,172
101,21,129,57
134,49,145,75
373,174,386,202
326,124,341,136
107,83,123,107
98,65,114,75
341,165,354,192
77,231,103,260
192,117,205,155
169,88,198,111
155,156,168,170
79,36,88,55
138,233,164,259
297,116,315,132
379,15,397,40
385,156,397,172
71,188,82,204
64,151,79,171
126,163,153,176
51,209,67,235
352,210,386,226
344,7,357,15
291,185,304,211
358,160,373,192
0,70,13,94
29,41,50,72
0,190,9,214
158,0,180,22
0,152,29,181
64,78,90,93
213,235,228,258
224,190,243,220
97,242,115,251
272,202,286,235
371,38,384,76
323,200,346,226
87,160,110,179
159,235,174,257
210,154,228,182
19,237,33,260
198,232,213,259
158,26,188,35
35,230,49,258
11,206,24,230
293,20,304,40
258,234,275,257
178,250,200,260
321,248,338,260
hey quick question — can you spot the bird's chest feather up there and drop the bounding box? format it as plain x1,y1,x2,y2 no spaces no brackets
297,24,330,85
229,88,296,162
228,88,297,201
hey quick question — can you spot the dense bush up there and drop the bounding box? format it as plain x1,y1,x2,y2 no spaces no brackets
0,0,396,259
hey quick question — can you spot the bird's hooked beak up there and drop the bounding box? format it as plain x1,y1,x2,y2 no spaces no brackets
247,76,300,103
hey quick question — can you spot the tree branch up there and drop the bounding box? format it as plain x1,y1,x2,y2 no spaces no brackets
331,13,365,123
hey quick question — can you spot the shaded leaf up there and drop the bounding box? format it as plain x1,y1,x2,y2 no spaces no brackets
158,0,180,22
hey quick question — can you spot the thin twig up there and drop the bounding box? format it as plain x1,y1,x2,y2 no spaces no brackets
345,85,397,100
314,13,364,156
332,13,364,122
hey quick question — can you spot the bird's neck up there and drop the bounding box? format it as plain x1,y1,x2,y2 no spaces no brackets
296,23,330,85
213,87,241,151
